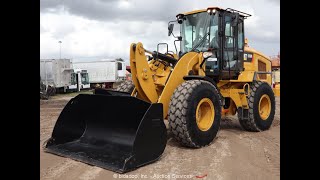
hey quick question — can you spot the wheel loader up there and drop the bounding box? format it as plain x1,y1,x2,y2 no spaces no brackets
44,7,276,173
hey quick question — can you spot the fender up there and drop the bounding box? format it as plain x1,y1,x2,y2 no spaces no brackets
183,75,222,101
183,75,217,87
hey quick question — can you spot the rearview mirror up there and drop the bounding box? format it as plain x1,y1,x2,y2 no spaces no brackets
168,24,174,36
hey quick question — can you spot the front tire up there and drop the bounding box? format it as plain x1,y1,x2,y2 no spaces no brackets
168,80,221,148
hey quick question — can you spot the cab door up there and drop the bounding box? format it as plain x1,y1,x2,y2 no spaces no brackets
221,12,244,79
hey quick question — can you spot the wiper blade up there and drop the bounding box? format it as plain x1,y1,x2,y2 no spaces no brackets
191,32,209,52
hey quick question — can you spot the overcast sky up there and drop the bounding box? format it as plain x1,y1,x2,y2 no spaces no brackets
40,0,279,62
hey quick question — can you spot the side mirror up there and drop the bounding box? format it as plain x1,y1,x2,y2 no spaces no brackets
232,13,239,27
168,24,174,36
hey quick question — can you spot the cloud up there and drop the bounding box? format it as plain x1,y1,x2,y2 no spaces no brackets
41,12,77,39
267,0,280,5
40,11,174,61
40,0,280,61
40,0,179,22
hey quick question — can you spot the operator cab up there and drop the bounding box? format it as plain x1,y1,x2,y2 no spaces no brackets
168,7,251,81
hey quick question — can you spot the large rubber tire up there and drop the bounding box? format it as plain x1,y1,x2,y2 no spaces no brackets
238,81,276,131
168,80,221,148
116,80,135,94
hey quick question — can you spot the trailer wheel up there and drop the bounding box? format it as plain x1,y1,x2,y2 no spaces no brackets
168,80,221,148
238,81,276,131
47,86,56,96
116,81,135,94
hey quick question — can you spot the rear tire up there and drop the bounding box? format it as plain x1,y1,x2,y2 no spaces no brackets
168,80,221,148
238,81,276,131
116,80,135,94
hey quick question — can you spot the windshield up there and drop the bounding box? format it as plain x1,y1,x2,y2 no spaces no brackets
180,12,219,53
81,73,89,84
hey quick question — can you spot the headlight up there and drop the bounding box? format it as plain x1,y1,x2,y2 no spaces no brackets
207,9,216,15
203,52,213,59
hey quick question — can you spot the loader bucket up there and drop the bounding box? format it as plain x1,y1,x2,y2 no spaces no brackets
44,91,167,173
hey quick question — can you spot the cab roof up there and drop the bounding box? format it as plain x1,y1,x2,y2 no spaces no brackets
180,7,251,18
182,7,223,15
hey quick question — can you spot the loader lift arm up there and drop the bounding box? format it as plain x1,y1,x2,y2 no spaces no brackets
130,42,207,118
129,42,179,103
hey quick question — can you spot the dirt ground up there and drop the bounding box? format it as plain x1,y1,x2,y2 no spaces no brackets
40,95,280,180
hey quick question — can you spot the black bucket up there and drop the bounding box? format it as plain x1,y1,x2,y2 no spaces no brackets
44,90,167,173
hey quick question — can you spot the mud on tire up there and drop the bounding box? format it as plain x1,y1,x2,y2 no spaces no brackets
238,81,276,131
168,80,221,148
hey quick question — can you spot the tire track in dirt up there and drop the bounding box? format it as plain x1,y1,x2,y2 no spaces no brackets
260,130,280,177
132,135,232,179
40,115,56,143
79,167,103,180
40,99,69,107
206,136,231,180
40,99,68,143
41,159,80,180
237,128,280,178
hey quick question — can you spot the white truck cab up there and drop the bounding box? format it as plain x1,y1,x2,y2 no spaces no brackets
117,61,126,81
68,69,90,91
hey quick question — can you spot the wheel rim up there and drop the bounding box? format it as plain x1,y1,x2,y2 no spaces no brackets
196,98,215,131
259,94,271,120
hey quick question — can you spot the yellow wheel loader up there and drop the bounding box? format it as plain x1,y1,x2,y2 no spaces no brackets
44,7,276,173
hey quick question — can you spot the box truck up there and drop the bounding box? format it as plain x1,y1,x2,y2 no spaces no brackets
72,59,126,88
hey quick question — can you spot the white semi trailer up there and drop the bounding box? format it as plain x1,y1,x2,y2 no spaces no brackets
40,59,74,93
72,59,126,88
